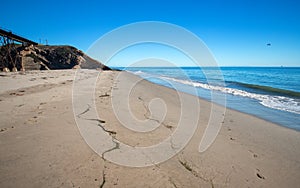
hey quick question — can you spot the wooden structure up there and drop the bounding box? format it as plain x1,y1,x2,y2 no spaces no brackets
0,28,38,71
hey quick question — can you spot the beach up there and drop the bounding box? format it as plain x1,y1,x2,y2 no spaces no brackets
0,69,300,187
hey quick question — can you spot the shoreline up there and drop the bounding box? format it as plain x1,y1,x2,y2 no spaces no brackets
0,69,299,187
146,79,297,131
124,69,300,131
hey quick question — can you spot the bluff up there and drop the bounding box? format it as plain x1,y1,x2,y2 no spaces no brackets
0,45,111,71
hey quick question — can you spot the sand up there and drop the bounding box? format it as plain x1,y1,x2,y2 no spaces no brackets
0,69,299,187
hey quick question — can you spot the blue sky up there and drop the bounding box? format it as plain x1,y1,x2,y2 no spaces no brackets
1,0,300,66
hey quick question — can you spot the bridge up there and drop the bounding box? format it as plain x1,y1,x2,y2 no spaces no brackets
0,28,38,46
0,28,38,71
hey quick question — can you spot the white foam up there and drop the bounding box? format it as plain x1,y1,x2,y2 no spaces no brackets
132,70,144,74
158,76,300,115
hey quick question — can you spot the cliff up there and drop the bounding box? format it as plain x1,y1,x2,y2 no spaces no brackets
0,45,111,71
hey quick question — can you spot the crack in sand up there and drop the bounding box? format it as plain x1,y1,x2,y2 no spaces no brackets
137,96,177,151
168,177,178,188
141,154,182,188
179,159,215,187
102,137,120,158
86,118,106,124
86,119,119,158
76,105,119,187
76,104,91,118
138,96,162,124
77,106,112,135
99,169,106,188
76,105,120,159
138,96,174,130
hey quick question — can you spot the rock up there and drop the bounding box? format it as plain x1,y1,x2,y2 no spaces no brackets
3,67,10,72
72,65,81,69
12,67,18,72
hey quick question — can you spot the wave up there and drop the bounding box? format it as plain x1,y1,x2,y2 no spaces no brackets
132,70,144,74
157,76,300,115
228,81,300,98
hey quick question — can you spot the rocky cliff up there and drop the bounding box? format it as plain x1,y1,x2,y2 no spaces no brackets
0,45,111,71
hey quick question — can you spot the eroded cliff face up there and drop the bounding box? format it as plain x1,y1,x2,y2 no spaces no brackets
0,45,111,71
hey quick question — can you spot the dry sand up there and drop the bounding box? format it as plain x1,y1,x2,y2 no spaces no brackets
0,69,299,187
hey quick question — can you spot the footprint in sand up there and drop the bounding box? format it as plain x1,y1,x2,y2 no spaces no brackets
38,102,47,107
249,150,258,158
0,128,7,132
256,169,265,179
10,92,24,96
9,90,26,96
27,116,38,124
37,103,47,112
0,126,15,133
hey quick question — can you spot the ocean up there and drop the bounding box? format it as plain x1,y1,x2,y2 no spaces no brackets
116,67,300,131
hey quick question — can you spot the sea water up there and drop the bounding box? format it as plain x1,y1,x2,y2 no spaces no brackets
118,67,300,131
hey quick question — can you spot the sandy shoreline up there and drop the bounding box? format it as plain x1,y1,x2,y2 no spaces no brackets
0,69,299,187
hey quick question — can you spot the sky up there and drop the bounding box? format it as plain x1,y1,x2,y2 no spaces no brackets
1,0,300,67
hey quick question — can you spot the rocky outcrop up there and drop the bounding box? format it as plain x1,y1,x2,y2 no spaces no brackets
0,45,111,71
